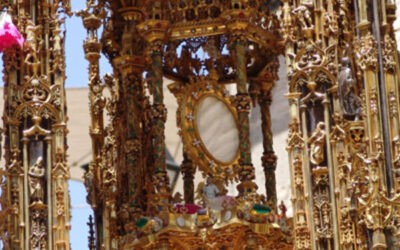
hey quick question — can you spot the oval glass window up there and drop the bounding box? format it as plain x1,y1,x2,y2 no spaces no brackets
196,96,239,164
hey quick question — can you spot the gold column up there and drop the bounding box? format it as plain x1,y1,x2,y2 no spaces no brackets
381,2,400,193
45,136,53,250
286,93,313,250
231,34,257,196
299,103,317,250
149,40,170,195
3,47,24,249
22,137,29,250
323,96,340,250
112,11,146,225
138,19,171,211
353,1,392,248
356,3,382,157
256,81,278,211
181,153,195,204
113,53,146,218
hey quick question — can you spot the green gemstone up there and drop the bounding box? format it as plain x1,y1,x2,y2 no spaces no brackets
136,217,148,228
253,204,271,214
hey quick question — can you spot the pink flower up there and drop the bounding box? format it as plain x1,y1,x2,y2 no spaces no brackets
0,12,24,52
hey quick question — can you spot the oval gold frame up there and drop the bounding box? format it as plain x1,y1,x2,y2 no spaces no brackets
193,94,239,166
169,78,240,181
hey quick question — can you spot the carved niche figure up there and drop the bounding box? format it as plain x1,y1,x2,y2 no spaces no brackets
51,16,65,54
324,12,338,35
300,80,325,132
28,157,45,204
203,177,220,199
52,28,62,54
308,122,326,166
298,44,322,68
292,1,314,29
24,21,42,77
25,20,39,49
338,57,361,119
196,177,235,210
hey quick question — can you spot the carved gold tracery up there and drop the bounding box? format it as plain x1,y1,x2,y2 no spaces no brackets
0,0,71,249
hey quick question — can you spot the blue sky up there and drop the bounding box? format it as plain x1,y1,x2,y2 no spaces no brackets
69,180,92,249
65,2,112,88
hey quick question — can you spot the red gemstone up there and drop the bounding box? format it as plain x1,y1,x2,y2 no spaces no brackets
239,12,245,18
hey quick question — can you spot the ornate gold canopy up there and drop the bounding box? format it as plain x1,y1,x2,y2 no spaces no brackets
1,0,400,249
